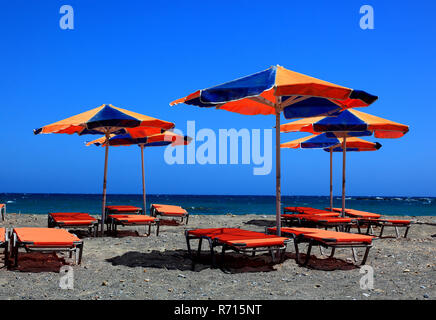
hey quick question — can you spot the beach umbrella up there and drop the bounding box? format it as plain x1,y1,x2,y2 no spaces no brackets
87,131,191,216
34,104,175,235
281,109,409,216
281,134,382,211
170,65,377,235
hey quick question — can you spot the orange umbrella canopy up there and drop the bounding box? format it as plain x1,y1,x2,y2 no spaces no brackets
280,109,409,138
281,134,382,151
34,104,174,135
170,65,378,117
86,130,191,147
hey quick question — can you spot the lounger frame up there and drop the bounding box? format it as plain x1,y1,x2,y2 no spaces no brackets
48,213,99,237
106,216,160,236
10,230,84,267
0,204,5,221
267,228,372,266
1,229,9,267
185,230,289,269
356,219,411,238
150,205,189,225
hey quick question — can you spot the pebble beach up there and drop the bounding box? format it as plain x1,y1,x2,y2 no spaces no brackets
0,213,435,300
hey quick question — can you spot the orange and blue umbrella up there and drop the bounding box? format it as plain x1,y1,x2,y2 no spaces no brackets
281,134,381,210
170,65,377,235
34,104,175,235
87,131,191,215
281,109,408,216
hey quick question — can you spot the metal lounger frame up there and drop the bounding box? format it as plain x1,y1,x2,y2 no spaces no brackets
107,216,160,236
185,230,289,269
48,215,99,237
356,220,411,238
10,232,84,267
1,229,9,267
150,206,189,225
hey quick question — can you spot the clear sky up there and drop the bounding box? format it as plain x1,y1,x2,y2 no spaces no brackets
1,1,435,196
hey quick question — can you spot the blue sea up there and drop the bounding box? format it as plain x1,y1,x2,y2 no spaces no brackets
0,193,435,217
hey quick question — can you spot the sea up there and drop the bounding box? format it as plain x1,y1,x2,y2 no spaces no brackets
0,193,435,217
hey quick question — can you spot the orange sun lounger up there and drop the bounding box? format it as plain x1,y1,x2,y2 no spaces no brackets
329,208,411,238
283,215,357,232
10,227,84,267
185,228,290,268
267,227,373,266
48,212,99,236
0,228,9,267
107,214,160,236
150,204,189,225
0,204,5,221
284,206,337,216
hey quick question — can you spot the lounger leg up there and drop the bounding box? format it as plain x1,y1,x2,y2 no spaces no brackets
303,241,313,266
394,226,400,238
197,238,203,257
209,239,216,268
403,226,410,238
360,246,371,265
252,248,256,257
185,234,192,258
352,248,357,262
156,222,160,236
185,215,189,225
293,239,300,264
4,243,9,267
379,225,385,238
329,247,336,258
13,245,18,267
147,224,151,236
78,243,83,265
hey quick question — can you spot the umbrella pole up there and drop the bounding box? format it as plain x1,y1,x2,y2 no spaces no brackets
140,144,147,215
101,132,110,236
275,107,281,236
341,135,347,217
330,147,333,211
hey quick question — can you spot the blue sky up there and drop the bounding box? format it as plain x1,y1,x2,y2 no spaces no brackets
1,0,435,196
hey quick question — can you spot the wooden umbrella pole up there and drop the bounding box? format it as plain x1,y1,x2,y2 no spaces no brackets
341,134,347,218
101,131,110,236
140,145,146,215
275,100,282,236
330,147,333,211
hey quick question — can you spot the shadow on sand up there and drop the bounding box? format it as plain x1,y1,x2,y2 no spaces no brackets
7,252,70,273
106,248,358,273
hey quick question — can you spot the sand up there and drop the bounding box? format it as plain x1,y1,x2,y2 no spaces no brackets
0,213,435,300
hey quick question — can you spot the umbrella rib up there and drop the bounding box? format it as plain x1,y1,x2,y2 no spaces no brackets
248,96,275,107
280,96,310,109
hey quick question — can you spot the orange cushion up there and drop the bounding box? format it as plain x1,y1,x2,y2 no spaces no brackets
106,206,142,213
152,204,187,215
109,214,157,223
278,227,373,244
0,228,5,243
50,213,97,225
13,228,81,247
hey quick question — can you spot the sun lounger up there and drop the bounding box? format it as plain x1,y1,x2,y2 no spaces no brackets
0,228,9,267
107,214,160,236
283,215,356,231
10,227,84,267
329,208,411,238
105,205,143,214
150,204,189,224
185,228,290,268
104,205,159,235
0,204,5,221
329,208,382,219
284,206,337,215
48,212,99,236
267,227,373,266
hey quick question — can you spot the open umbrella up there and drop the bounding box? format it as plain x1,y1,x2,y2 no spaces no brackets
281,109,408,216
87,131,191,215
170,65,377,235
34,104,175,235
281,133,382,210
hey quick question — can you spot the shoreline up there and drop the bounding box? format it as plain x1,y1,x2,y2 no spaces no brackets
0,213,435,300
